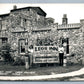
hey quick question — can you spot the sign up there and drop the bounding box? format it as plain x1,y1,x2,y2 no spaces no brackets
33,46,59,63
34,46,58,52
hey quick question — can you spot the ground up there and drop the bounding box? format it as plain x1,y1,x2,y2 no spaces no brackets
0,62,83,77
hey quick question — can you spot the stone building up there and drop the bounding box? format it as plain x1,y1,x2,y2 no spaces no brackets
57,14,84,63
0,6,55,57
0,6,84,63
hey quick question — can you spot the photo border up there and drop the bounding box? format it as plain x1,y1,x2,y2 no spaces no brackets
0,0,84,84
0,0,84,3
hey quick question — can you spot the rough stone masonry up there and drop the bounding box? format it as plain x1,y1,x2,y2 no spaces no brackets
0,5,84,64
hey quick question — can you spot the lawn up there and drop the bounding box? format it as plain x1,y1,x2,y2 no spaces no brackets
0,63,83,76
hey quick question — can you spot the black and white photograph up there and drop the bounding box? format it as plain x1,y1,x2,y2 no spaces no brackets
0,3,84,81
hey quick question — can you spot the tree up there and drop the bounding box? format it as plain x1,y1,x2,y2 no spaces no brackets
0,43,14,63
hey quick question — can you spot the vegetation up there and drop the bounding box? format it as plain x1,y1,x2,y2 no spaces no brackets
0,43,14,63
36,36,58,46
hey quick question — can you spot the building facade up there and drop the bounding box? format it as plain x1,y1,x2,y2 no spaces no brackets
0,6,84,63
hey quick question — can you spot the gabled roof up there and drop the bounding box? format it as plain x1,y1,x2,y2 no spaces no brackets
11,7,46,17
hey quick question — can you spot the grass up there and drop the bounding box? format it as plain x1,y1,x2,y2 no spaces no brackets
0,62,83,76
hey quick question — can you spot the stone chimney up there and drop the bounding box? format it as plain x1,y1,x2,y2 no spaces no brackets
13,5,17,10
62,14,68,25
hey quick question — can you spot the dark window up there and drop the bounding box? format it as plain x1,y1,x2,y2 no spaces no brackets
66,44,69,54
2,38,8,44
66,38,69,54
62,38,69,54
21,42,25,53
62,38,68,44
19,39,25,54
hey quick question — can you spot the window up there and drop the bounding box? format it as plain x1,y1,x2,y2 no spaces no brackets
19,39,25,54
2,38,8,44
23,19,27,28
21,43,25,53
62,38,69,54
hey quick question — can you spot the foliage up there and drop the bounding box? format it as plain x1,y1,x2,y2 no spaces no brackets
12,56,25,66
36,36,57,46
0,43,14,63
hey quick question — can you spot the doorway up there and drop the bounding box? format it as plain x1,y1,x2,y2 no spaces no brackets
59,37,69,66
19,39,26,54
62,38,69,54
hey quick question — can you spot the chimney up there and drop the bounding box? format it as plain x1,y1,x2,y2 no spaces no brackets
62,14,68,25
13,5,17,10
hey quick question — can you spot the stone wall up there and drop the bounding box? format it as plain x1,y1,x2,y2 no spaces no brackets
31,25,58,46
57,26,84,64
0,7,47,57
0,6,84,63
58,28,83,54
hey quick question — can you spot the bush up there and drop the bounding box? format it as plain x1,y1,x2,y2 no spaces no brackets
12,56,25,66
0,43,14,63
67,52,83,65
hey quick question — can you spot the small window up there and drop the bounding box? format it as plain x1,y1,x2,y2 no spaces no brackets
2,38,8,44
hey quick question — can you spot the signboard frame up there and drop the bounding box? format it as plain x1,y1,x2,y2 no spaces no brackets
33,46,59,63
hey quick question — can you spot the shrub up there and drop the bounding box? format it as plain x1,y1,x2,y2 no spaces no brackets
0,43,14,63
12,56,25,66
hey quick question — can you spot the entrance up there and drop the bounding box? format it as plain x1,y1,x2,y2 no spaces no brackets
19,39,26,54
62,38,69,54
59,37,69,66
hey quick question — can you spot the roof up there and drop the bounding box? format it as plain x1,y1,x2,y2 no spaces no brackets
57,23,80,30
32,28,51,32
0,13,10,18
11,7,46,16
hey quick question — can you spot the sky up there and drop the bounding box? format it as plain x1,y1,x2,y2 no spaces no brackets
0,4,84,24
